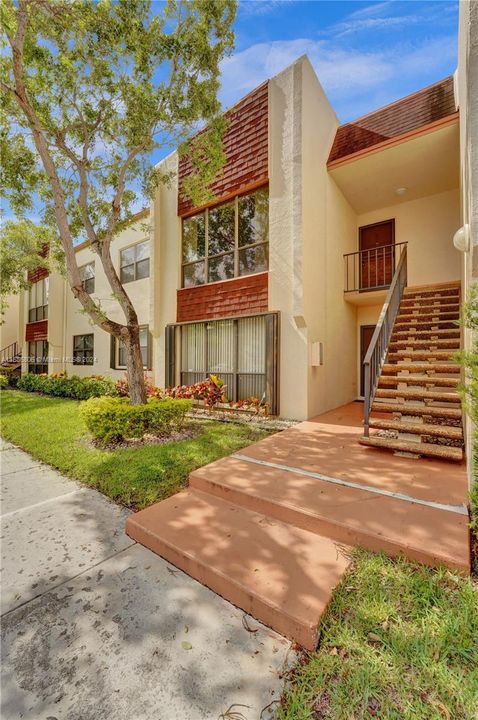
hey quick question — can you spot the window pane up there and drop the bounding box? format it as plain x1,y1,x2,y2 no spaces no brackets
208,202,235,256
183,214,206,262
44,278,49,304
84,334,94,350
183,261,205,288
120,246,135,268
139,327,148,348
136,241,150,261
207,319,234,376
43,305,48,320
84,276,95,294
118,342,128,367
29,308,36,322
238,188,269,248
208,253,234,283
136,258,150,280
239,243,268,276
120,264,135,283
181,323,206,373
73,336,83,351
238,316,266,372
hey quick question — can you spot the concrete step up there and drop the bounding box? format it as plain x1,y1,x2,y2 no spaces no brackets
379,375,460,388
382,362,460,374
393,319,460,330
372,401,462,420
403,284,460,299
398,303,460,315
189,458,470,572
368,418,463,440
388,350,458,362
389,338,460,349
360,436,463,462
401,295,460,307
392,328,461,340
126,489,351,650
375,387,461,403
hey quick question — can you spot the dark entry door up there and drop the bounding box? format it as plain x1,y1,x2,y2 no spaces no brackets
359,219,395,290
360,325,375,397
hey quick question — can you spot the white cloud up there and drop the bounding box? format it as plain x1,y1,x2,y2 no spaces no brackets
219,33,457,121
237,0,292,18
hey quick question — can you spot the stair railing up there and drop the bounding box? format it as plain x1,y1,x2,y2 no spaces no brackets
363,244,408,437
0,341,20,365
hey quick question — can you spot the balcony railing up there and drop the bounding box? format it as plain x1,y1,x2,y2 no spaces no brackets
344,242,407,293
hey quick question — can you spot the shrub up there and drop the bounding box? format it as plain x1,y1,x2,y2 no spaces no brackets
17,372,117,400
79,396,192,445
0,374,8,390
162,375,226,408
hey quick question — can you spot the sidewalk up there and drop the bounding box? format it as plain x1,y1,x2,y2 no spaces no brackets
0,439,292,720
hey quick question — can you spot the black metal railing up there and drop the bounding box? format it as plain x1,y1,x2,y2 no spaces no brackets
344,242,407,293
0,341,20,365
363,245,408,437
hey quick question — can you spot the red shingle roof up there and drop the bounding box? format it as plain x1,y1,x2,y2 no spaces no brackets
328,76,457,165
178,82,269,216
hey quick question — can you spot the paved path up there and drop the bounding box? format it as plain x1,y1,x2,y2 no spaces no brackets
0,440,292,720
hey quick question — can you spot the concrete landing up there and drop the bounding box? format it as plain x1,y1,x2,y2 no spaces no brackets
127,402,470,648
126,489,351,650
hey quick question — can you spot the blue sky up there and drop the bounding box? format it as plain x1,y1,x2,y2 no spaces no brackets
219,0,459,122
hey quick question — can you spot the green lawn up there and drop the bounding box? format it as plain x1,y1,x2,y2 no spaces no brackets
0,389,270,509
279,550,478,720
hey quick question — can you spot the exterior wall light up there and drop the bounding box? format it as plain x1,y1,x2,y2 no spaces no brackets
453,224,471,253
395,187,408,196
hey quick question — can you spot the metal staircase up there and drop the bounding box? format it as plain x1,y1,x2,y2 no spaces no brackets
0,342,22,374
360,283,464,462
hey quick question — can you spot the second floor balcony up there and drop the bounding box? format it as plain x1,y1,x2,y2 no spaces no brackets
344,242,407,302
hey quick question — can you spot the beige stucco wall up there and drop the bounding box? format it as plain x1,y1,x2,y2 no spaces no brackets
0,294,21,351
356,188,461,288
64,220,152,379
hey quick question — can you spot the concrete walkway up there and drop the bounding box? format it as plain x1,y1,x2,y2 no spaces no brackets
0,440,292,720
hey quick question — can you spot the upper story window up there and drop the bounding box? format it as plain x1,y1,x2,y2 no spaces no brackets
120,240,150,283
28,277,49,322
182,187,269,288
79,262,95,294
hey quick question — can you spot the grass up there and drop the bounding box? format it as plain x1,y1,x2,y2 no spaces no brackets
279,550,478,720
0,389,271,509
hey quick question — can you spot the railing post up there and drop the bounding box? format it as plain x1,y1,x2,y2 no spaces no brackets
364,361,371,436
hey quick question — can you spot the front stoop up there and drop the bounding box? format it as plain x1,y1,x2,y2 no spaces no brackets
126,489,351,650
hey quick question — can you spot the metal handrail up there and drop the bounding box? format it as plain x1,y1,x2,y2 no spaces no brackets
344,241,407,293
0,341,20,365
363,245,408,436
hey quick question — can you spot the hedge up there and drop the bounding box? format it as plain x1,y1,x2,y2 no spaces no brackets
79,395,192,445
17,373,117,400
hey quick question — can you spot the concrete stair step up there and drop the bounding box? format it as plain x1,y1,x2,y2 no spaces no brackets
379,375,459,388
398,303,460,315
397,312,460,325
189,458,470,572
389,338,460,349
403,285,460,299
369,418,463,440
360,436,463,462
372,401,462,420
393,319,459,330
388,350,458,362
401,295,460,307
375,387,461,403
382,362,460,374
392,328,461,339
126,488,351,650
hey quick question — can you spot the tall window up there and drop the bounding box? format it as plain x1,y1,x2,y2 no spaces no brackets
28,278,48,322
79,262,95,294
115,326,150,369
120,240,150,283
73,334,94,366
182,187,269,287
179,315,274,404
28,340,48,374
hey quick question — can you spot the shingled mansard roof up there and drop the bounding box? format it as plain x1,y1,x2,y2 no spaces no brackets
328,76,457,165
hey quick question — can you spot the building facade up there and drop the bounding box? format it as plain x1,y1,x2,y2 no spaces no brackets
2,31,476,476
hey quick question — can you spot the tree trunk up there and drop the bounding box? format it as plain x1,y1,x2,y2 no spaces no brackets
125,326,148,405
